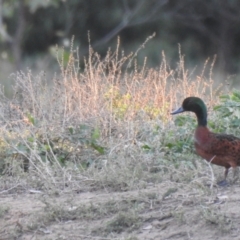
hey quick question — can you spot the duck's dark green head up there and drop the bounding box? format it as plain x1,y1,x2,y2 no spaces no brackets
171,97,207,126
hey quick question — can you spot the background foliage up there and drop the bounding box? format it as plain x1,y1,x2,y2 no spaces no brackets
0,0,240,77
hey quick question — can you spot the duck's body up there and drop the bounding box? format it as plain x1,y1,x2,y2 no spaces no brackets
171,97,240,184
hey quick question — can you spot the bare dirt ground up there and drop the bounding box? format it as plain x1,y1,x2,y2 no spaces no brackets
1,179,240,240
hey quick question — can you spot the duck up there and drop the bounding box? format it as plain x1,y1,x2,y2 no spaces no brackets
171,96,240,186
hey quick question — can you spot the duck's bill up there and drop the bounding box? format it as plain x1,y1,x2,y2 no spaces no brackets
171,106,185,115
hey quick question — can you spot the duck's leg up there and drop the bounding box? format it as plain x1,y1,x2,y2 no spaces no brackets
217,167,229,186
224,167,229,180
232,166,239,184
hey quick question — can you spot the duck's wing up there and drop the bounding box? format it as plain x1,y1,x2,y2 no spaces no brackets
208,133,240,157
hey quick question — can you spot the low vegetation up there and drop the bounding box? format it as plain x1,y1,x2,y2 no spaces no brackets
0,42,239,239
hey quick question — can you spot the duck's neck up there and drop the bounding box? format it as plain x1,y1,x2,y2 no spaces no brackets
194,106,207,127
197,114,207,127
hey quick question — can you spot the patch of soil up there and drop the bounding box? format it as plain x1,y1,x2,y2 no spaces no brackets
1,182,240,240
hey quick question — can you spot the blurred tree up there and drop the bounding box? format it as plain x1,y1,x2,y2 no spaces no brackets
0,0,240,74
0,0,61,70
164,0,240,73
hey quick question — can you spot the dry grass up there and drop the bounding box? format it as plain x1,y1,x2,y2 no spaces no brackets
0,40,216,191
0,39,235,239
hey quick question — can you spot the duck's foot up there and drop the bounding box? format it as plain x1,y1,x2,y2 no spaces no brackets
217,179,229,187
